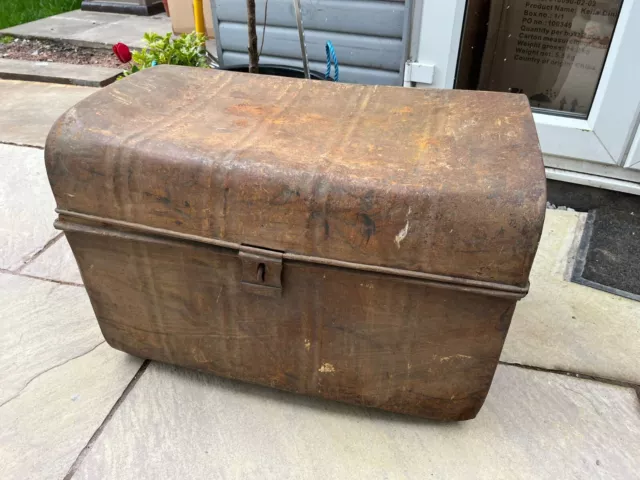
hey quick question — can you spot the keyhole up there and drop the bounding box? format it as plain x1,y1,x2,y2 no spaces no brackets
257,263,266,282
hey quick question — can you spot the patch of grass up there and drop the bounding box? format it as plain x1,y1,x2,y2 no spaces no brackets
1,35,14,44
0,0,82,30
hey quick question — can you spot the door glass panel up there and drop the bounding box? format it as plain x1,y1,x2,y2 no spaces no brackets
456,0,623,118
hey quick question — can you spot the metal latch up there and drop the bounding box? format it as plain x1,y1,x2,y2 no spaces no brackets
239,246,283,298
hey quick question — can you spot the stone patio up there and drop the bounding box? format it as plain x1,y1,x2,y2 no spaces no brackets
0,74,639,479
0,80,95,148
0,10,172,49
0,59,121,87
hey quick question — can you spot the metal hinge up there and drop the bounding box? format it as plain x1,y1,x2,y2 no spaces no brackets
239,246,283,298
403,61,435,86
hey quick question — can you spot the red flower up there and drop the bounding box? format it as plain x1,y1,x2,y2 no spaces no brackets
112,43,132,63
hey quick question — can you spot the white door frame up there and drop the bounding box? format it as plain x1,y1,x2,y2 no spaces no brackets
409,0,640,193
536,0,640,166
624,125,640,171
408,0,466,89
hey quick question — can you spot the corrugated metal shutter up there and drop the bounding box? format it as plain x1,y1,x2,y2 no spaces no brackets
211,0,410,85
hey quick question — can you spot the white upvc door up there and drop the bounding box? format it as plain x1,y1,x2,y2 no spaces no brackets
408,0,640,192
625,130,640,171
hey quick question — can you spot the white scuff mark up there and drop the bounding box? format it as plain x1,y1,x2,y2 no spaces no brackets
439,354,473,363
65,193,75,198
215,287,222,304
192,347,207,363
318,362,335,373
394,207,412,249
394,223,409,248
304,339,311,351
111,91,133,106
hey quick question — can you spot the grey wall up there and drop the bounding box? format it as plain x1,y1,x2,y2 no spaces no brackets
212,0,409,85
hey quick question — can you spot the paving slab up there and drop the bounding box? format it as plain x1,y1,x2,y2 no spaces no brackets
0,273,102,405
55,9,133,24
0,58,121,87
502,210,640,384
0,10,172,49
0,79,96,148
70,14,173,49
71,361,640,480
21,235,83,284
0,144,58,270
1,15,101,39
0,273,143,480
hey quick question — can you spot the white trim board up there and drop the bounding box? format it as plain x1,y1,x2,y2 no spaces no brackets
544,152,640,195
545,168,640,196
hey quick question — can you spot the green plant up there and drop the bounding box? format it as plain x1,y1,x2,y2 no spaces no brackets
122,32,208,77
0,35,13,44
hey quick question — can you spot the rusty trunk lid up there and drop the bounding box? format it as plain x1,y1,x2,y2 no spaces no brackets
45,65,546,289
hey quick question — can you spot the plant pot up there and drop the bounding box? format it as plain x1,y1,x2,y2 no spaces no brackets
221,64,330,81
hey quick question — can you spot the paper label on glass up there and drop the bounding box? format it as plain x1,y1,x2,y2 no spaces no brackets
478,0,621,116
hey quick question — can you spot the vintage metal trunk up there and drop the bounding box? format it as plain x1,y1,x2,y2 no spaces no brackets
45,65,546,421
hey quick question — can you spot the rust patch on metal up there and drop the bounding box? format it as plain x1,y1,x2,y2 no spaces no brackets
45,66,546,421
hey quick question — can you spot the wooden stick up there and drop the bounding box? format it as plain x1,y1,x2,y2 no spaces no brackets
246,0,259,73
